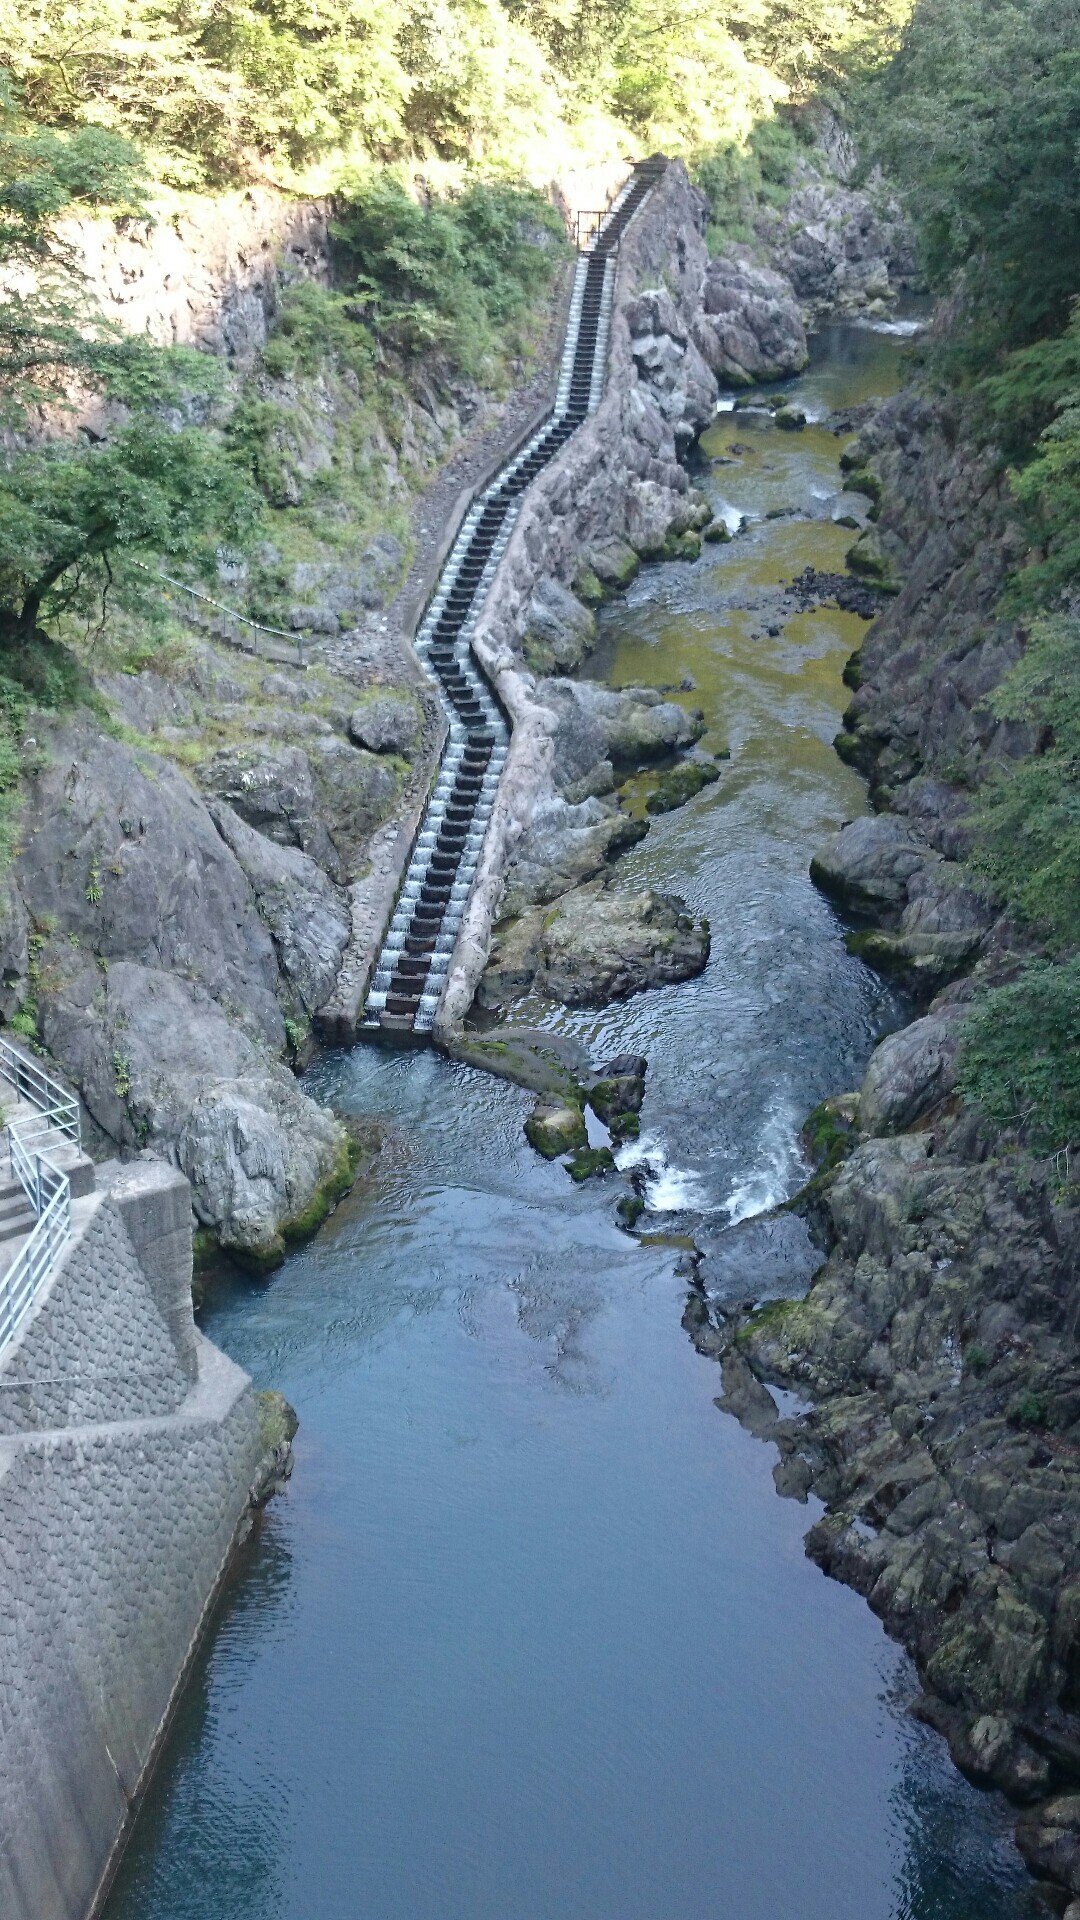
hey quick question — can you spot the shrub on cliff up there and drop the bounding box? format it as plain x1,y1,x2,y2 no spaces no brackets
958,960,1080,1155
967,615,1080,951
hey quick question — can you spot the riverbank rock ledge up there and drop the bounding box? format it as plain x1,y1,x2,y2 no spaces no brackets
480,880,709,1010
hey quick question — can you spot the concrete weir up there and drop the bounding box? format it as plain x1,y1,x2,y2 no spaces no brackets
358,159,667,1044
0,1141,267,1920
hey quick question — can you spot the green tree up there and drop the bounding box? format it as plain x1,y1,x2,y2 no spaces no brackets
958,959,1080,1153
858,0,1080,345
0,422,258,639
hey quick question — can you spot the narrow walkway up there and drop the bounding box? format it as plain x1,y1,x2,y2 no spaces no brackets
362,158,666,1039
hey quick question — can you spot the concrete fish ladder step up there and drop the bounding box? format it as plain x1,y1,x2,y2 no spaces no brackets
361,162,664,1041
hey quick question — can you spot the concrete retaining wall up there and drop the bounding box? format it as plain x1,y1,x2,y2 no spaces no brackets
0,1161,266,1920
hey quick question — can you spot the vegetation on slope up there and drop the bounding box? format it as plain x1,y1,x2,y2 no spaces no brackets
849,0,1080,1153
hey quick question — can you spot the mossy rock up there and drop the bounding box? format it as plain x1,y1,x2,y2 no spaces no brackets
841,652,863,691
608,1111,640,1144
801,1094,860,1176
834,513,861,531
524,1095,587,1159
646,759,720,815
257,1388,299,1453
589,1073,645,1123
616,1193,645,1229
703,521,732,544
586,539,640,590
845,528,899,591
566,1146,616,1182
842,467,883,505
833,726,873,770
664,530,702,562
572,565,607,608
774,406,807,431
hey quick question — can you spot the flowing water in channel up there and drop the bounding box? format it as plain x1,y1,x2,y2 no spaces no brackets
106,322,1043,1920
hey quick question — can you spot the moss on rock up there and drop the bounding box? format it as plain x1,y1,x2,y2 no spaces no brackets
566,1146,616,1182
524,1094,587,1158
646,759,720,814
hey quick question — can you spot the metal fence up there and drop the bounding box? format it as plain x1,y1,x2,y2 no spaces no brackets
0,1039,80,1359
136,564,308,669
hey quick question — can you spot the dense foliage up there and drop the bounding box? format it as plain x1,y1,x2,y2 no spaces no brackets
0,0,911,185
958,961,1080,1156
858,0,1080,347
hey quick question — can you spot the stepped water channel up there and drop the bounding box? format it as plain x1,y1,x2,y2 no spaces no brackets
103,324,1045,1918
362,159,664,1038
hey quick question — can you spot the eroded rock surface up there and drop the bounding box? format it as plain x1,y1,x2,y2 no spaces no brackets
480,880,709,1010
694,255,808,385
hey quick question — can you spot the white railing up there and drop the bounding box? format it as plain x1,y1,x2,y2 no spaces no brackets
0,1170,70,1352
0,1038,80,1358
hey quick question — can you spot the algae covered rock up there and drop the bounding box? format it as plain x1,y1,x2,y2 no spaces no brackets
589,1054,647,1123
524,1094,587,1159
566,1146,616,1182
532,881,710,1007
584,538,640,592
646,759,720,814
845,526,900,593
774,406,807,431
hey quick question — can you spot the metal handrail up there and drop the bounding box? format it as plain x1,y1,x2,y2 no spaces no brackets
0,1038,80,1359
0,1036,79,1141
134,562,307,668
0,1173,71,1353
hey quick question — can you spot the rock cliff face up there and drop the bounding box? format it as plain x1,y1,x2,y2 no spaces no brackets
0,646,412,1265
62,188,330,364
685,359,1080,1898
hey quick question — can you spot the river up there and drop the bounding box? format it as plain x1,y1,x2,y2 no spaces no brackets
105,319,1042,1920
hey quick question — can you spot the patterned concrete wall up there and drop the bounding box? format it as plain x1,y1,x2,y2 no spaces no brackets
0,1164,267,1920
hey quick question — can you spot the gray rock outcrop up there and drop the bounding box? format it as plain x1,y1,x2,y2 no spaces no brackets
756,178,916,321
479,880,709,1010
1,714,353,1259
693,255,808,385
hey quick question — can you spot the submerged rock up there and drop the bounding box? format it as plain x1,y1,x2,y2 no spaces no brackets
646,759,720,814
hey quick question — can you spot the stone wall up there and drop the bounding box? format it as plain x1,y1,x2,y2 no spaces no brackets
0,1159,267,1920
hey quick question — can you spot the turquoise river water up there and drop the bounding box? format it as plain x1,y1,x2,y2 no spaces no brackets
104,320,1043,1920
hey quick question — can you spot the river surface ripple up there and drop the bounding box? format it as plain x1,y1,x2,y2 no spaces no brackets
105,321,1042,1920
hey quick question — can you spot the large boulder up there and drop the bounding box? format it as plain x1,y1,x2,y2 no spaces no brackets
521,577,597,675
480,881,710,1009
756,178,916,319
347,688,421,757
859,1012,962,1135
178,1071,348,1266
694,255,808,385
810,814,934,914
209,802,350,1015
